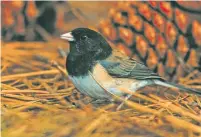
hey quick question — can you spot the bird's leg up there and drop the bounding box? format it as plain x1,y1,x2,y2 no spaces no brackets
116,94,133,111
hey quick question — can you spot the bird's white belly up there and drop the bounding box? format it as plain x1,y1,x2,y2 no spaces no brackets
69,75,111,99
69,64,150,99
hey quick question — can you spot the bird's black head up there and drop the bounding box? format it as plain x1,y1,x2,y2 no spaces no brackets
61,28,112,60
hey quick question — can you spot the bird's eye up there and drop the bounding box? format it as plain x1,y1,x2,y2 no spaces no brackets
80,35,88,40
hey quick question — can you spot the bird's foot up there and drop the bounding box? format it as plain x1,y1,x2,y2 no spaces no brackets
116,94,133,111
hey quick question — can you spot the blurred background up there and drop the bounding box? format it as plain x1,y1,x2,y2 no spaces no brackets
2,1,201,81
2,1,114,41
1,1,201,137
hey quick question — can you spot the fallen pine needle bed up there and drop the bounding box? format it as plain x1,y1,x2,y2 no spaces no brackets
1,42,201,137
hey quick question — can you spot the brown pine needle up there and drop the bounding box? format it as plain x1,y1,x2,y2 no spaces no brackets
1,90,48,94
2,69,60,82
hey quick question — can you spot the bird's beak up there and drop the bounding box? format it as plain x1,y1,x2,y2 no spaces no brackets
60,32,75,41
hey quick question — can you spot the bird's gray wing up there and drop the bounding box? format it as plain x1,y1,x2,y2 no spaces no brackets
99,50,164,80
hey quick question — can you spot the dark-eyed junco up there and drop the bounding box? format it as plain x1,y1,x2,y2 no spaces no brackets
61,28,201,99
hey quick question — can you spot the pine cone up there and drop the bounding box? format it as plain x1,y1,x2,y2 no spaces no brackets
1,1,69,41
98,1,201,81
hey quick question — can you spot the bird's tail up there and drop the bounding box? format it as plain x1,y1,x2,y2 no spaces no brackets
154,80,201,96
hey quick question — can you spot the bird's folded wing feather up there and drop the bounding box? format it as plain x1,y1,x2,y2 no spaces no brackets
99,50,164,80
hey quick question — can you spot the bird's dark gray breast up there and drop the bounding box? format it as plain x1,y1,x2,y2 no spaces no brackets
66,53,96,76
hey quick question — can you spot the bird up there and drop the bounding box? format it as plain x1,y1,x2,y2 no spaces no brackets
60,28,201,100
